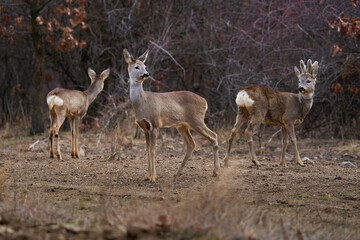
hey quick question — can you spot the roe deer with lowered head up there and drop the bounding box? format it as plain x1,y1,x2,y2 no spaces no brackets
47,68,110,160
224,59,319,167
123,48,220,182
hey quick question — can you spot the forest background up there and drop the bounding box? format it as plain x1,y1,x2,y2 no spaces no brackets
0,0,359,139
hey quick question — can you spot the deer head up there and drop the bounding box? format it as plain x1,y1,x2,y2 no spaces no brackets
123,49,150,83
294,59,318,96
87,68,111,90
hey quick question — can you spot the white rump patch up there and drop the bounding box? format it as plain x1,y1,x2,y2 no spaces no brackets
205,102,208,111
235,90,254,107
47,95,63,106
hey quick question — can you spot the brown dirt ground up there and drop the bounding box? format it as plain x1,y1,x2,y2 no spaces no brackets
0,129,359,239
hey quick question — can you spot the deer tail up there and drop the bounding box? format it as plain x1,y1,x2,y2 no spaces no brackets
47,95,63,110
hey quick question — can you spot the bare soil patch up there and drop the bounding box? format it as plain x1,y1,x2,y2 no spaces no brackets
0,130,359,239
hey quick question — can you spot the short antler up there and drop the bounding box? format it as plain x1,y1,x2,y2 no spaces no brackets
299,60,306,74
295,59,319,78
310,60,319,78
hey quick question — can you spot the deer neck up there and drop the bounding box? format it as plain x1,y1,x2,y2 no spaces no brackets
85,82,103,104
298,92,314,119
129,79,145,105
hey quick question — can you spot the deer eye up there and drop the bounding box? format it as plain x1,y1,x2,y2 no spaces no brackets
135,66,140,70
306,80,311,83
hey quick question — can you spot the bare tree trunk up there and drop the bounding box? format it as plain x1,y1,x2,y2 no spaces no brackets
29,0,44,135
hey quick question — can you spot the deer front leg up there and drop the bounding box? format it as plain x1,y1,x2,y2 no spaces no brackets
245,121,261,166
280,127,289,166
74,117,81,158
148,128,159,182
285,123,304,166
144,131,151,180
224,111,247,166
174,125,196,177
137,120,152,180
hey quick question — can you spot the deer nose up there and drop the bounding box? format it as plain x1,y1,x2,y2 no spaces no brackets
298,87,305,92
142,73,149,78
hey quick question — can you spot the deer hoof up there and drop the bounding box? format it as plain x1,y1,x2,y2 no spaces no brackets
298,161,305,167
143,173,151,181
174,172,182,178
56,154,62,160
280,161,286,167
148,176,156,183
50,153,54,158
212,169,220,177
252,160,260,166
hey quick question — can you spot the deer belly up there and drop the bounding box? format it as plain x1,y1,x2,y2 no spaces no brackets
158,117,183,129
66,109,85,118
263,118,283,127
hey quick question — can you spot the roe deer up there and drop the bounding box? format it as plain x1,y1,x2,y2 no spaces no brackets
47,68,110,160
224,59,319,167
123,48,220,182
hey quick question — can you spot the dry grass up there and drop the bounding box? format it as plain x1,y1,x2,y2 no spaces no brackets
97,168,315,240
0,163,8,198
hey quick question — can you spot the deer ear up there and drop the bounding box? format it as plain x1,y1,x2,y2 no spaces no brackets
123,48,135,64
138,49,149,63
294,66,301,78
311,61,319,78
299,60,306,73
88,68,96,82
100,68,111,82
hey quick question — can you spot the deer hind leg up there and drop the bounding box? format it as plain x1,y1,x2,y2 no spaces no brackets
148,127,159,182
224,110,248,166
193,123,220,177
49,112,56,158
174,125,196,177
69,117,76,158
245,119,261,166
74,117,81,158
279,127,289,166
285,123,304,166
54,113,66,160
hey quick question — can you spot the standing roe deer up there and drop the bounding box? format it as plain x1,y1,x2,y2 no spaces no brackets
224,59,319,167
47,68,110,160
123,48,220,182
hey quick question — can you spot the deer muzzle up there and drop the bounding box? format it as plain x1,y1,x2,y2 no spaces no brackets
298,86,306,93
142,73,149,79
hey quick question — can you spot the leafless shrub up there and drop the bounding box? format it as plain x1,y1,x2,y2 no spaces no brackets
0,0,359,138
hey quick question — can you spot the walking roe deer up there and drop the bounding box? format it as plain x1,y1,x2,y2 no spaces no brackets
47,68,110,160
123,48,220,182
224,59,319,167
